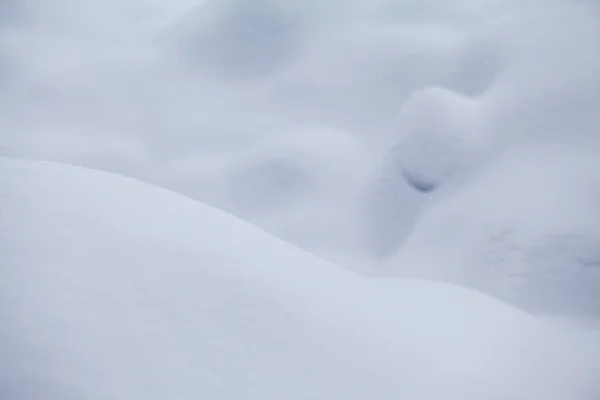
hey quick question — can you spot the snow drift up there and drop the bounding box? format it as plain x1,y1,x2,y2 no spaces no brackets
0,157,598,399
392,146,600,319
2,0,600,267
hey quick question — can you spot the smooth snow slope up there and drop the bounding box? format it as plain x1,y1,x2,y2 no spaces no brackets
0,157,598,399
391,145,600,318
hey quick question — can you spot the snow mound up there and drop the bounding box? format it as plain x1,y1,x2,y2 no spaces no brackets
387,86,485,192
394,147,600,318
222,127,370,254
0,157,598,399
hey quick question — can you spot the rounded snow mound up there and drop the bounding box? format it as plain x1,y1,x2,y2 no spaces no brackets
0,157,598,399
394,147,600,319
386,86,486,192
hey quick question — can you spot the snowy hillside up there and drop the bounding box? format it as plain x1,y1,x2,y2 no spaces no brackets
1,157,598,399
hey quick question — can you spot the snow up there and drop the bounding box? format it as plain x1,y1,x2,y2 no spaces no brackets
2,0,600,397
362,1,600,319
392,146,600,318
1,157,599,399
385,86,485,192
3,0,599,269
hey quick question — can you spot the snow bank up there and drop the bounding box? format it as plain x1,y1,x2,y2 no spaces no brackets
1,158,598,399
372,1,600,315
385,0,600,194
393,147,600,318
3,0,599,263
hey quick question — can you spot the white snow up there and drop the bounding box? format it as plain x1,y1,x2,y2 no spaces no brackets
2,0,600,397
392,146,600,318
2,0,599,269
1,157,598,399
386,86,485,192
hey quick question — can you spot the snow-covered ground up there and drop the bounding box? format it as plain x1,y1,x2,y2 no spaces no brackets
2,0,600,397
391,146,600,318
1,158,599,399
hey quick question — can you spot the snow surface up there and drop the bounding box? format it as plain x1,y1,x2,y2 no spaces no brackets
2,0,599,282
392,146,600,318
2,0,600,396
1,157,599,399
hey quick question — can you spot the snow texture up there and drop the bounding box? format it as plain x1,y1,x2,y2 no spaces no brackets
2,0,600,397
1,157,599,399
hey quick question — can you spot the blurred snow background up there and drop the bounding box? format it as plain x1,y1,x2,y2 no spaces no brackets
1,0,600,319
